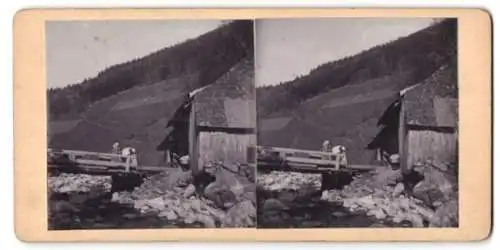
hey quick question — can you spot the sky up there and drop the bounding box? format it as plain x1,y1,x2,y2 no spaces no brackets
46,20,223,89
255,18,435,87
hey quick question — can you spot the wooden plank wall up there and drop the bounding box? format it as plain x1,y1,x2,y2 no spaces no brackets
189,106,199,174
197,131,256,169
406,129,457,168
399,98,409,174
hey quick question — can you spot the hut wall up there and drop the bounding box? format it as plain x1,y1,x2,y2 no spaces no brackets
406,129,457,168
189,106,199,174
197,131,256,171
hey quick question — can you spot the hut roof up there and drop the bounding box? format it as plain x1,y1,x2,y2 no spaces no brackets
192,57,255,129
376,94,401,127
402,64,458,127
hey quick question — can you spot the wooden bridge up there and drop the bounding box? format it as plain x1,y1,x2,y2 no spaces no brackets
256,146,377,173
256,146,380,190
47,148,167,176
47,148,171,192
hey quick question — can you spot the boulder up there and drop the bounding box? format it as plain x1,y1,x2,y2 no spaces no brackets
412,167,457,208
393,183,405,197
147,197,166,211
430,200,458,227
183,184,196,198
222,200,256,227
204,182,238,210
263,198,288,212
356,195,376,209
407,212,424,227
159,210,178,221
196,214,216,228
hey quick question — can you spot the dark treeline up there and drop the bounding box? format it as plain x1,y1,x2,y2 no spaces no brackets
48,20,254,120
256,18,457,116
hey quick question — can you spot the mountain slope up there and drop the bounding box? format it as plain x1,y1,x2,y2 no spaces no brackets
257,19,457,165
48,20,254,165
48,20,254,120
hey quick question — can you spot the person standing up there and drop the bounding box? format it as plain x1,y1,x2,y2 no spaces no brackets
321,140,333,160
121,145,137,172
112,141,121,154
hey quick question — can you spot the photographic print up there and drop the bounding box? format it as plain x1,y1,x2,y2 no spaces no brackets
255,18,458,228
46,19,257,230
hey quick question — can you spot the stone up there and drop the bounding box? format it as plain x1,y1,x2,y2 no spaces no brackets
197,214,216,228
184,214,197,224
430,200,458,227
159,210,178,221
399,197,411,211
147,197,166,211
393,183,405,197
412,165,457,208
368,208,386,220
222,200,256,227
392,216,404,224
263,198,288,211
189,199,202,212
204,181,238,210
332,211,347,217
407,212,424,227
357,195,376,209
320,190,331,201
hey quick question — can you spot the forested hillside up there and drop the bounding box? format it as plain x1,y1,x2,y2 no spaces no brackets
48,20,254,120
257,19,457,116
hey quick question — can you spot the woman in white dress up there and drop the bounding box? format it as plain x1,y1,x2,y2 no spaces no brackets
121,146,138,172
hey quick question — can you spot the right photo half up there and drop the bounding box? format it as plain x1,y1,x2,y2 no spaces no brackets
255,18,458,228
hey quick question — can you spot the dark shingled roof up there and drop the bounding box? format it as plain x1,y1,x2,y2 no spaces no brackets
403,64,458,127
192,57,255,129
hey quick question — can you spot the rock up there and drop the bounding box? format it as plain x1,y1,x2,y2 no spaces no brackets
430,200,458,227
412,165,457,208
172,206,187,219
269,183,283,190
159,210,178,221
393,183,405,197
182,184,196,198
196,214,216,228
393,216,404,224
189,199,202,212
147,197,166,211
432,201,443,208
368,208,386,220
357,195,376,209
263,198,288,211
184,214,197,224
222,200,256,227
201,203,226,222
399,197,411,211
332,211,347,217
320,190,330,201
407,212,424,227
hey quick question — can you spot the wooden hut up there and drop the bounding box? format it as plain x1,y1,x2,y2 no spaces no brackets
367,64,458,172
400,65,458,173
189,57,256,175
157,57,256,173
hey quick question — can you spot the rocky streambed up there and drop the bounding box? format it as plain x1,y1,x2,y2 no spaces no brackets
257,163,458,228
48,163,257,229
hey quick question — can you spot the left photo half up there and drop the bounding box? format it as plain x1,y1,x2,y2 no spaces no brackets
46,19,257,230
